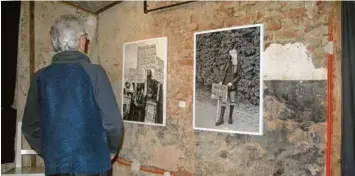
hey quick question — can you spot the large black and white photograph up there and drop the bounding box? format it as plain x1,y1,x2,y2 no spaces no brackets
193,24,264,135
122,37,167,126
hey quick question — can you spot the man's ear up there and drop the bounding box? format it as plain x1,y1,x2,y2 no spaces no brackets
79,36,85,51
85,38,90,53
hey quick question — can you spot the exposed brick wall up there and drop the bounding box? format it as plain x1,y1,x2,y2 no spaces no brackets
96,1,341,176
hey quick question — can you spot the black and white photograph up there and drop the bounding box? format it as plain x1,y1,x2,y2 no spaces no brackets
122,37,167,126
193,24,264,135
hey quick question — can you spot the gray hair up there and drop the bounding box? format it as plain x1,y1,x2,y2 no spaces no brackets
50,15,85,52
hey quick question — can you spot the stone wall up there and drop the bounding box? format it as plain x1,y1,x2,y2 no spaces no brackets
15,1,97,166
12,1,342,175
97,1,341,176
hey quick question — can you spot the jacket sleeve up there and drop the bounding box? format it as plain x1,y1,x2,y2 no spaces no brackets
95,66,123,154
22,74,43,157
231,62,242,84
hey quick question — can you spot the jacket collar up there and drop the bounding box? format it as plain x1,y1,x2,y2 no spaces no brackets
52,51,91,64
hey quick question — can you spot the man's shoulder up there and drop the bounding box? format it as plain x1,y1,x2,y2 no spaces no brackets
36,63,105,75
79,63,107,76
80,62,103,70
34,65,51,79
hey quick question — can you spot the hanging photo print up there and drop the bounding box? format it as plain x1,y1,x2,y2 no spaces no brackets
122,37,168,126
193,24,264,135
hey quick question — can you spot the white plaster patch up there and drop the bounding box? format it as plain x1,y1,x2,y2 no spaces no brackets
163,172,171,176
263,43,327,80
324,41,333,55
131,159,140,173
179,101,186,108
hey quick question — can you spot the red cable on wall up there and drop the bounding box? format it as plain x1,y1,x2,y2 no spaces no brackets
115,157,176,175
326,18,334,176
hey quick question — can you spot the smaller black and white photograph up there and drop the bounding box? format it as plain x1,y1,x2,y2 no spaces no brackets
122,37,167,126
193,24,264,135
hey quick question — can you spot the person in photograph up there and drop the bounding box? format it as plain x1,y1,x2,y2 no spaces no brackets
144,69,158,121
216,46,242,126
143,69,164,124
155,83,164,124
134,84,146,122
144,69,159,101
123,81,133,120
128,83,137,121
123,81,133,95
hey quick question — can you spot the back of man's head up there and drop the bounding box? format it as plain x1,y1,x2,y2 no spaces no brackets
50,15,85,52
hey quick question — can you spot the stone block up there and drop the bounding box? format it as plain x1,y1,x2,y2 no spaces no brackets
187,23,198,31
267,19,282,31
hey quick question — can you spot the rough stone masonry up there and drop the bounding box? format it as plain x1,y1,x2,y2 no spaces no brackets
96,1,334,175
15,1,341,176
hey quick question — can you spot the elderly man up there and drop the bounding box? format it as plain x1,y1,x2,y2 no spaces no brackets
21,15,122,176
216,47,242,126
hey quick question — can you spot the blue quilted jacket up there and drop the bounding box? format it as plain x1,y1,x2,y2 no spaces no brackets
22,51,123,175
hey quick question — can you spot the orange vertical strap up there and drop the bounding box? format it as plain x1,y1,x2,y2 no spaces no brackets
326,16,334,176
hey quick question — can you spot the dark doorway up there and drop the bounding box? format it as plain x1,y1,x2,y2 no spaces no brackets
342,2,355,175
1,1,21,164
